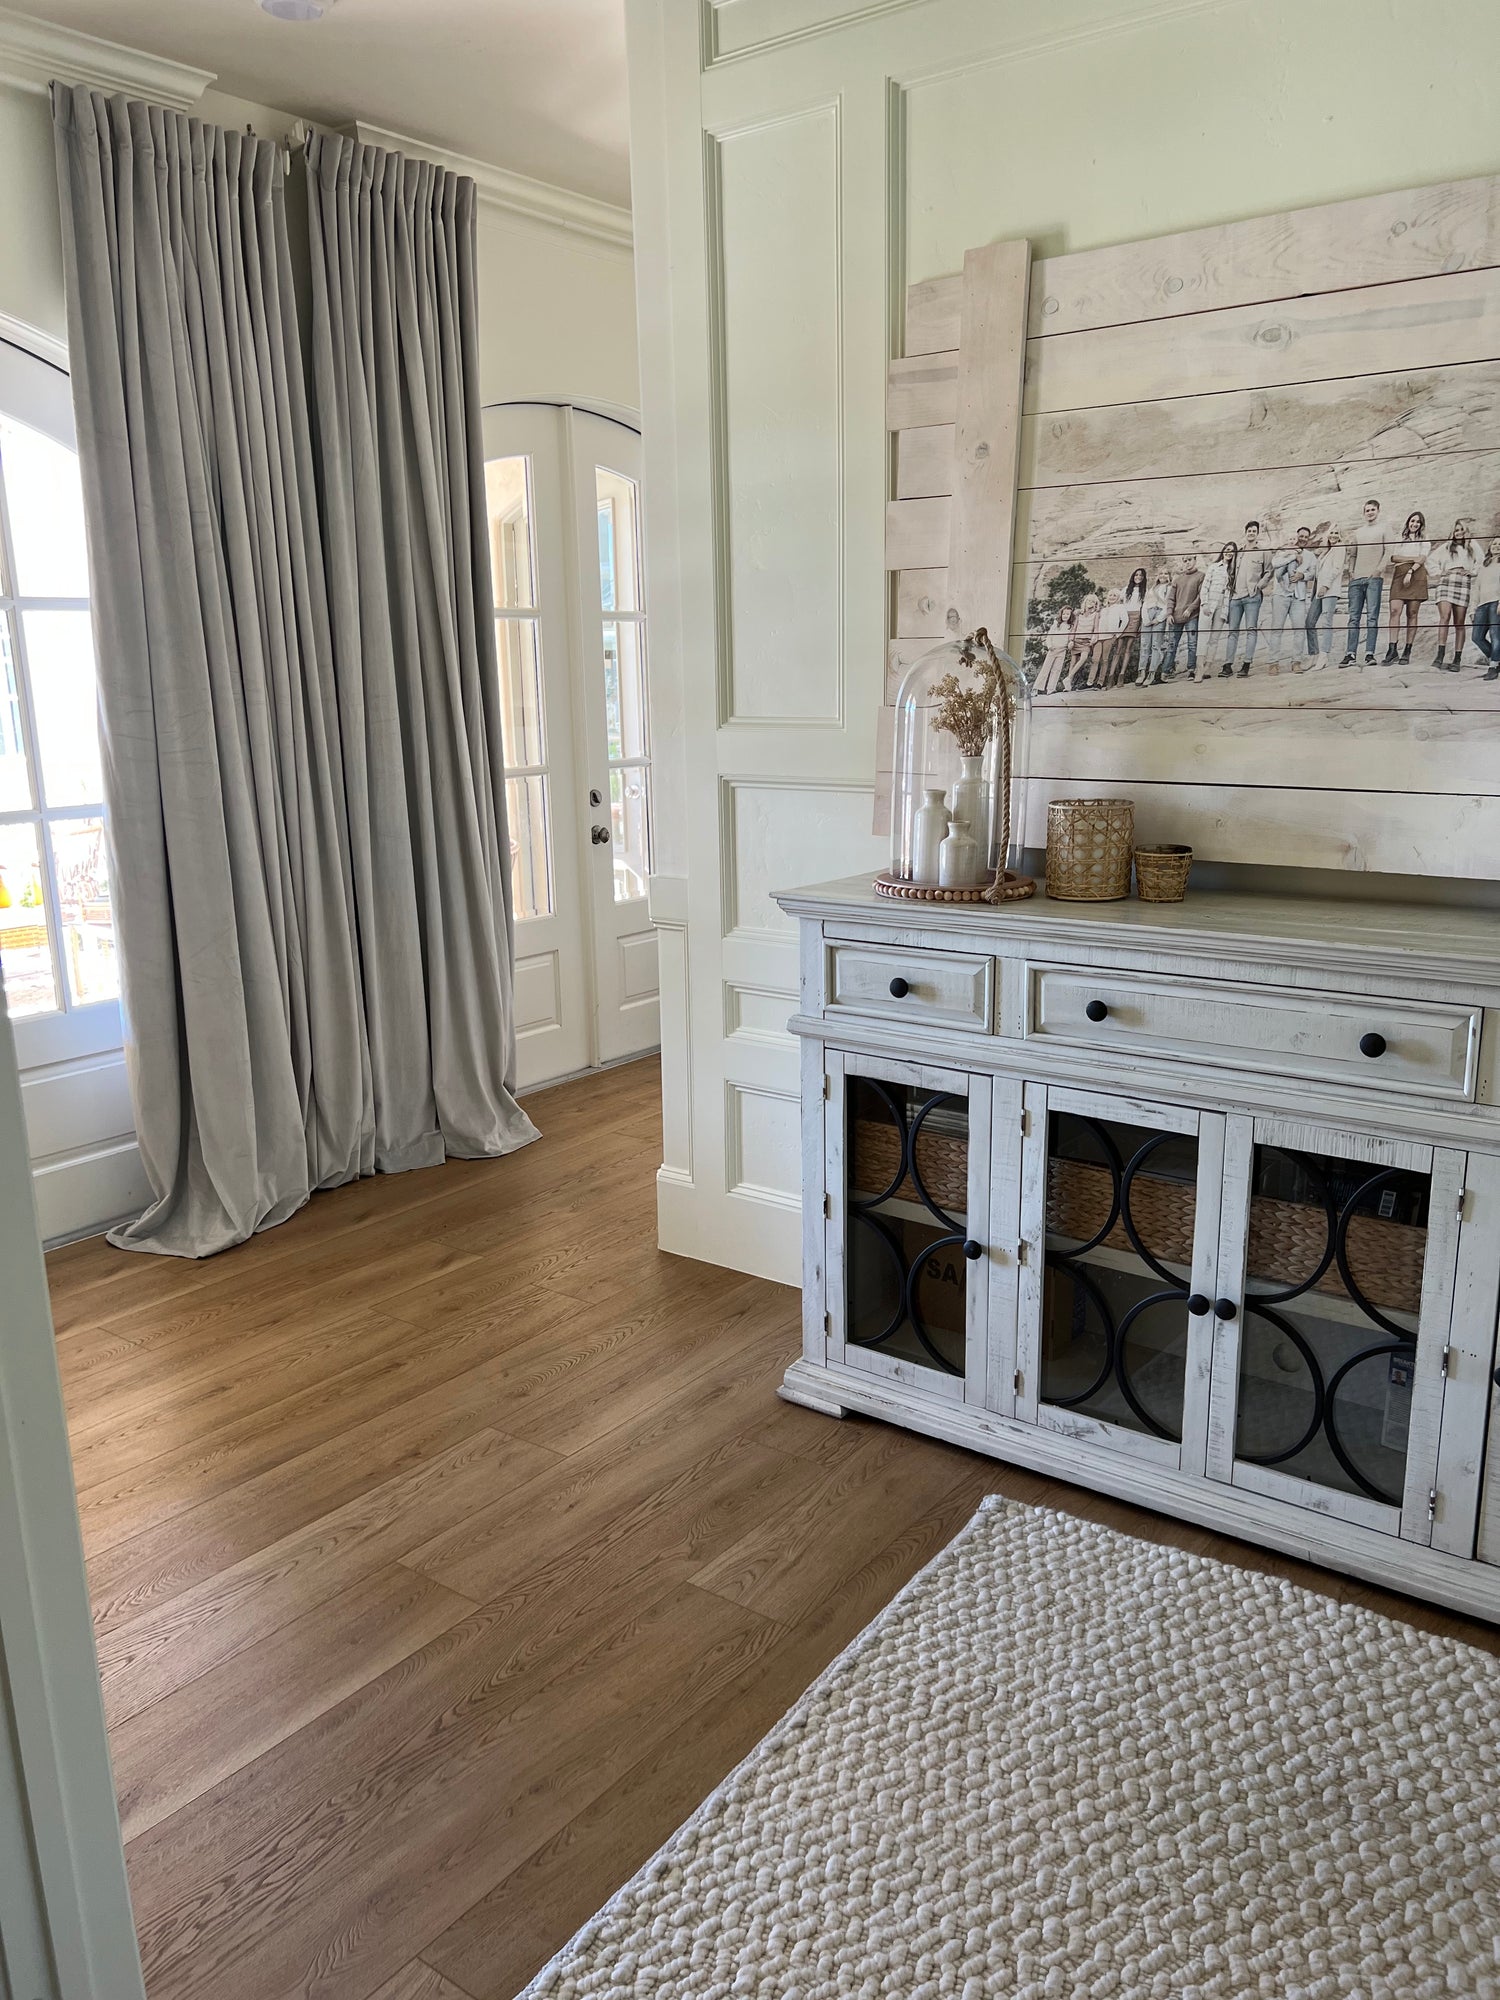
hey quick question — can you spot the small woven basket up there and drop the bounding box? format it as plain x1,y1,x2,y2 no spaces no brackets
1045,798,1135,901
1047,1158,1425,1317
1134,844,1193,903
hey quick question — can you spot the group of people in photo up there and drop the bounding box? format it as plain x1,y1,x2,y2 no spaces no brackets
1034,499,1500,694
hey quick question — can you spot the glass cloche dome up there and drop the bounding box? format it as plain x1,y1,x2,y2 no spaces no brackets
884,628,1032,899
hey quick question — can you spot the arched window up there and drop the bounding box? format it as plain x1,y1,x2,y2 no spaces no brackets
0,336,116,1034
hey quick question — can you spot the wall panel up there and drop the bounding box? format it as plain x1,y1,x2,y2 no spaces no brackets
629,0,1500,1288
712,105,844,724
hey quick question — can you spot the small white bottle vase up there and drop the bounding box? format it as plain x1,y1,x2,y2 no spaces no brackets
910,788,950,884
937,814,980,890
949,754,987,863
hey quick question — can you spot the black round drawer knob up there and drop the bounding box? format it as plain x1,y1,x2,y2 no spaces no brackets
1187,1293,1211,1316
963,1239,983,1261
1359,1032,1387,1059
1214,1298,1238,1322
1085,999,1109,1023
888,976,910,998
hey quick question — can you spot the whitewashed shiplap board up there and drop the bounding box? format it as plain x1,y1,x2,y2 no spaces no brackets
881,173,1500,877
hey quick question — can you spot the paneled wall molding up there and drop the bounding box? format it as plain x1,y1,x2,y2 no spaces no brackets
705,100,846,727
351,122,633,250
703,0,929,67
0,4,214,107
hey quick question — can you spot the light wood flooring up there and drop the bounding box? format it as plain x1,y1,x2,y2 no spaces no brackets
46,1055,1500,2000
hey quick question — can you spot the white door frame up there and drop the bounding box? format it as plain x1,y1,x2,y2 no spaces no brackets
564,408,660,1066
0,991,144,2000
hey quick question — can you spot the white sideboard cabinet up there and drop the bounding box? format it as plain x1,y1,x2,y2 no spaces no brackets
775,877,1500,1620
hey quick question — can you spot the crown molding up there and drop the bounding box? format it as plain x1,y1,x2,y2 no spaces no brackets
351,121,632,251
0,5,214,108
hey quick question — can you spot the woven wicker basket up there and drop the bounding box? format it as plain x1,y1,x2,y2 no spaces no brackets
852,1118,968,1214
851,1123,1427,1316
1045,798,1135,900
1047,1157,1425,1317
1134,844,1193,903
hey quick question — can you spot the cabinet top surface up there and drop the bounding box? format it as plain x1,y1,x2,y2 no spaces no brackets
774,876,1499,975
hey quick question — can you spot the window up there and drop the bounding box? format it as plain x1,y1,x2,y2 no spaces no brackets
595,465,651,903
0,368,116,1022
487,453,553,921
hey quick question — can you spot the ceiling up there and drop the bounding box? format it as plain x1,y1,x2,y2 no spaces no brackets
22,0,631,207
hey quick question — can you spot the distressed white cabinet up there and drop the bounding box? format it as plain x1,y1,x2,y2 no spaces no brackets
778,877,1500,1620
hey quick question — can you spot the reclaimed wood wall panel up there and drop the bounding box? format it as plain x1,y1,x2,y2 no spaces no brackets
881,175,1500,877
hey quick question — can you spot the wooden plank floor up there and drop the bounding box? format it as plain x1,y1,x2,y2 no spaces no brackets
47,1055,1500,2000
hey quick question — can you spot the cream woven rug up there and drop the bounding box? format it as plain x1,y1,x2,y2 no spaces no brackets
520,1498,1500,1999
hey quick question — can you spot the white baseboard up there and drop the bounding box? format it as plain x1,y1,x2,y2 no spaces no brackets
656,1168,800,1285
32,1140,149,1248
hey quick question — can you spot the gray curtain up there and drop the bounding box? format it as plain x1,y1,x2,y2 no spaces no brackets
303,131,537,1169
51,91,536,1258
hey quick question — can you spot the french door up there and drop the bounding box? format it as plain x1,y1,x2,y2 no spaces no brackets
482,404,659,1088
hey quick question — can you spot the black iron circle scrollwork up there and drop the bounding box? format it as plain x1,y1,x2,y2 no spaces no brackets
846,1082,969,1377
1233,1304,1327,1468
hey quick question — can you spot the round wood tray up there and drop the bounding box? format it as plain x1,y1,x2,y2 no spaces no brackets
872,869,1036,904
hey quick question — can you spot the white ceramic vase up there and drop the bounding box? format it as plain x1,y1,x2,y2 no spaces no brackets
910,788,950,884
949,754,988,870
937,815,980,889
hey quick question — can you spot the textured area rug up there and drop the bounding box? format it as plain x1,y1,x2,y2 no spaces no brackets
520,1498,1500,1999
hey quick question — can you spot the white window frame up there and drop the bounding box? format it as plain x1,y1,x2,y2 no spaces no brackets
0,333,120,1068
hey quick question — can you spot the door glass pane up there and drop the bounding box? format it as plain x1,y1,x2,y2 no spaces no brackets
0,413,90,598
24,610,102,806
603,620,648,761
609,767,650,904
486,455,535,610
1233,1143,1429,1508
846,1074,971,1381
1042,1110,1198,1441
496,616,545,769
0,820,56,1015
49,815,117,1005
506,772,553,921
0,614,31,811
596,467,639,612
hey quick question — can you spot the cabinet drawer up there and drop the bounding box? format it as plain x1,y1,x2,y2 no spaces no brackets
827,943,994,1033
1028,966,1480,1099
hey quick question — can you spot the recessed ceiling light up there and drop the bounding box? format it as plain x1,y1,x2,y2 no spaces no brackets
260,0,328,18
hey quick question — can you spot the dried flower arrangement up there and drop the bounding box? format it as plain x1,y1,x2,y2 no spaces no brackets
930,627,1011,755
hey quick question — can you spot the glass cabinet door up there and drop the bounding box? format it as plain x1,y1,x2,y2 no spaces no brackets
830,1054,1000,1403
1207,1120,1462,1537
1017,1086,1222,1466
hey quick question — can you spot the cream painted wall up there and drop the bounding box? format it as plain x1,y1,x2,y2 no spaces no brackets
626,0,1500,1289
904,0,1500,285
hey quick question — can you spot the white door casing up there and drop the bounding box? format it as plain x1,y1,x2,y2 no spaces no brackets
0,992,145,2000
566,410,660,1065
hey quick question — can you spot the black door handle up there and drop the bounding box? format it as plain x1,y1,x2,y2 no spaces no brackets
1359,1032,1387,1059
590,824,610,846
963,1240,983,1260
889,976,910,998
1187,1293,1211,1316
1085,999,1109,1022
1214,1297,1238,1321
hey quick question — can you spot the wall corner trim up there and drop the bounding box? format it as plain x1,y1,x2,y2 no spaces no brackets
0,5,215,108
351,121,634,250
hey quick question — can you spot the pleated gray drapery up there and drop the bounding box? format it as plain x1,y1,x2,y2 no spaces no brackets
50,88,537,1258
